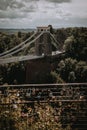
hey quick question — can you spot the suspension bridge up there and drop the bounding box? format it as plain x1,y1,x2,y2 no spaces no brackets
0,27,87,130
0,26,64,64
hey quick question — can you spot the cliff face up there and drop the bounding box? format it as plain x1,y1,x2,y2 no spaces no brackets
26,59,52,84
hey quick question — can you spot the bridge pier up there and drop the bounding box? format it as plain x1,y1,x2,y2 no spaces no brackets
43,32,52,56
35,32,52,56
26,59,52,84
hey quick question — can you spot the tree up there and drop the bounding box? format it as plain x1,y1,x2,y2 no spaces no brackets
17,31,22,38
57,58,77,82
75,61,87,82
68,71,76,83
50,71,64,83
48,25,54,33
63,35,76,57
64,33,87,60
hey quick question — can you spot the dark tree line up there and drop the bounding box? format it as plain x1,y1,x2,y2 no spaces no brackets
0,27,87,84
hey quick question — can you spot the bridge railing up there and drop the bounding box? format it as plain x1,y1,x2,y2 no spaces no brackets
0,83,87,130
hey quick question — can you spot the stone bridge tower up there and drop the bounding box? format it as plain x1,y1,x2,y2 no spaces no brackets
35,26,52,56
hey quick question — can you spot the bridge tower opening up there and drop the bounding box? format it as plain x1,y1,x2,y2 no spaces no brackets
37,26,50,32
35,26,52,56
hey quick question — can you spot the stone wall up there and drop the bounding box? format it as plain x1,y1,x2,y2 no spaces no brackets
35,32,52,56
26,59,52,84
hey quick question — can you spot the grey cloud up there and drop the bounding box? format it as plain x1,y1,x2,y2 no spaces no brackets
0,10,27,19
0,0,25,10
0,0,87,28
23,0,71,3
68,17,87,26
23,0,39,2
0,0,37,20
9,1,25,9
46,0,71,3
22,6,36,13
0,0,11,10
22,3,38,13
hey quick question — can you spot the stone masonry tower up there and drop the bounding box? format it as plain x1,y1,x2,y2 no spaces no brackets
35,26,52,56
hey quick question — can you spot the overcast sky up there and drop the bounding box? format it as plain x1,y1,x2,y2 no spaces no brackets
0,0,87,28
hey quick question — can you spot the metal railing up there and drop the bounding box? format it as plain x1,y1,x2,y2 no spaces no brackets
0,83,87,130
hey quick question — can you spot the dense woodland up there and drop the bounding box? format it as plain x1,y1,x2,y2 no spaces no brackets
0,27,87,130
0,27,87,84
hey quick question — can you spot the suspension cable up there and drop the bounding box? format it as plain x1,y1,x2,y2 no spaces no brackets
50,37,59,49
1,32,44,58
50,33,60,46
0,31,37,57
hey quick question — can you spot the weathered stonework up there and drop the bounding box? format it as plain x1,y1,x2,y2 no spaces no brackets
35,32,52,56
26,59,51,84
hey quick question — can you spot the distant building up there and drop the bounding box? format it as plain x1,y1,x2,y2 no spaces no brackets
37,26,50,32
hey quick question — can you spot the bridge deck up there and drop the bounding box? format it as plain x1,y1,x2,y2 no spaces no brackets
0,55,44,64
0,51,63,64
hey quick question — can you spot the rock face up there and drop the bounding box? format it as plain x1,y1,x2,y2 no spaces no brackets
26,59,52,84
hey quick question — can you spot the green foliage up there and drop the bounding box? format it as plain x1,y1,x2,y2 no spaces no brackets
57,58,77,82
0,62,26,84
17,31,22,38
56,58,87,82
64,35,76,53
0,94,86,130
50,71,64,83
48,25,54,34
0,33,22,53
56,28,67,43
22,32,31,41
64,32,87,60
0,28,87,130
0,27,87,84
75,61,87,82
